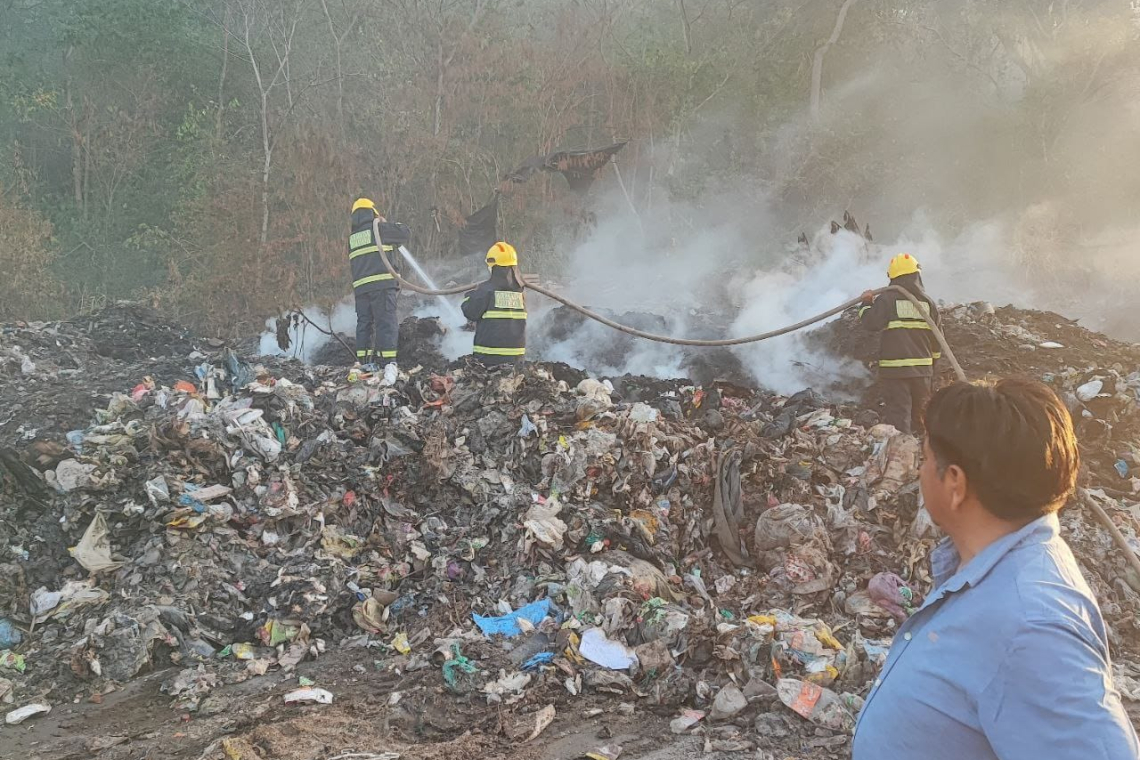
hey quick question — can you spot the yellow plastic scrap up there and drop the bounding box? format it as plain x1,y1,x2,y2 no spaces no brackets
232,642,255,660
815,625,843,651
630,509,659,538
166,513,208,530
806,665,840,685
746,615,778,627
392,632,411,654
563,631,585,665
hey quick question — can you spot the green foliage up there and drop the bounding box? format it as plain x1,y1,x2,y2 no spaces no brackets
0,0,1136,335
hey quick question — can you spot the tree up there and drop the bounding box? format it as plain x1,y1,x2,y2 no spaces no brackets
811,0,860,122
226,0,307,248
0,188,65,321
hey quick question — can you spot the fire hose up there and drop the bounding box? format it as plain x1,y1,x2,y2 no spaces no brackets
371,222,1140,566
372,220,967,381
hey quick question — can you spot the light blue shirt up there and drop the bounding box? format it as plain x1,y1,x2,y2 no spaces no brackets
853,513,1139,760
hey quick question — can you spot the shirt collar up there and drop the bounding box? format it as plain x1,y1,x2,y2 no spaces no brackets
924,513,1060,606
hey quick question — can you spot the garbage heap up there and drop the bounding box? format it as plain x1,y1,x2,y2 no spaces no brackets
0,302,1139,756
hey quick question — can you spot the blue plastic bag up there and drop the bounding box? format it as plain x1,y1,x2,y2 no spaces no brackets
472,598,553,638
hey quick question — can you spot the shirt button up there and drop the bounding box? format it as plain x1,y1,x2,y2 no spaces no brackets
904,632,913,641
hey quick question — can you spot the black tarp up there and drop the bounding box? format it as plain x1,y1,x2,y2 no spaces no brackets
456,195,500,258
503,141,628,194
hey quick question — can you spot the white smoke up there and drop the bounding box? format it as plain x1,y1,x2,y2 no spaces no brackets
536,198,1138,394
258,299,357,363
729,229,876,394
413,296,477,362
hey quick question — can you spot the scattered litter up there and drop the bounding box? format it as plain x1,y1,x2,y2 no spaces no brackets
710,683,748,721
0,651,26,673
776,679,860,732
522,500,568,551
670,709,705,734
483,671,532,702
284,688,333,705
1077,379,1105,402
0,620,22,650
5,703,51,724
525,704,556,742
473,599,553,638
54,459,96,492
579,628,638,671
629,403,659,423
441,646,479,694
522,652,555,671
391,632,411,654
868,572,923,623
70,513,125,573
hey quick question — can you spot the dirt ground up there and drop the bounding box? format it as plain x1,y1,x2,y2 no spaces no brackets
0,648,723,760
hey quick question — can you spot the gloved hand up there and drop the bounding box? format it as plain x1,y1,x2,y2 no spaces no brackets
860,290,876,304
462,321,476,333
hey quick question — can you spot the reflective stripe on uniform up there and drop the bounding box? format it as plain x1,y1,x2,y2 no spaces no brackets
473,345,526,356
858,305,871,318
356,350,370,358
932,352,942,359
483,310,527,319
350,245,379,260
353,273,394,288
886,320,932,330
379,350,397,359
350,244,395,260
879,357,933,368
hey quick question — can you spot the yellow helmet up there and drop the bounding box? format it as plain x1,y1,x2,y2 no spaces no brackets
887,252,920,280
351,197,378,215
486,241,518,268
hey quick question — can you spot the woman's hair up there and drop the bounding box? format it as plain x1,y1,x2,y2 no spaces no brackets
925,378,1080,520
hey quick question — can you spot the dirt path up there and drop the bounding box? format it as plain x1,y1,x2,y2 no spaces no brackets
0,650,723,760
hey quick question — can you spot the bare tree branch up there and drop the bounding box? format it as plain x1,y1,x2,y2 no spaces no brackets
811,0,860,123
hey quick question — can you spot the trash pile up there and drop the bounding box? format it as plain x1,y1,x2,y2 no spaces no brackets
818,301,1140,486
0,301,1138,757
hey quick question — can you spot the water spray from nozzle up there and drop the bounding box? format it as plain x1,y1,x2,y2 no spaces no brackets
397,245,465,325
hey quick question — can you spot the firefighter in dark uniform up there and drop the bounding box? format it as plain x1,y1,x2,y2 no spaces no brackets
859,253,942,435
461,242,526,366
348,197,409,384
